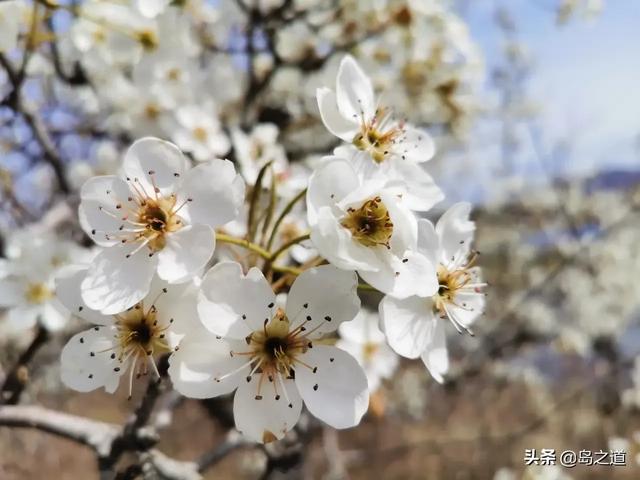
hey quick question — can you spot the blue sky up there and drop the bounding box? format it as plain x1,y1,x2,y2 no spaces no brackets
462,0,640,175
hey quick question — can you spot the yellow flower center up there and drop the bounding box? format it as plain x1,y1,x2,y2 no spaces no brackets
113,300,172,361
135,29,158,51
362,342,379,362
25,283,53,304
341,196,393,248
193,126,208,142
352,107,404,163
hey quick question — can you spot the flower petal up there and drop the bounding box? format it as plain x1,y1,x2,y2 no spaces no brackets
286,265,360,338
122,137,188,197
387,160,444,212
233,372,302,443
336,55,375,121
81,244,157,314
78,176,134,247
306,156,360,224
0,277,23,307
176,160,245,227
420,321,449,384
295,345,368,429
379,295,435,359
436,202,475,265
316,87,359,141
60,326,124,393
396,127,436,163
55,265,114,325
198,262,276,339
168,335,248,399
157,225,214,283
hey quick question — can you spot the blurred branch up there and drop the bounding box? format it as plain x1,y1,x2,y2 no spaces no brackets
196,430,249,473
0,52,70,194
0,325,49,405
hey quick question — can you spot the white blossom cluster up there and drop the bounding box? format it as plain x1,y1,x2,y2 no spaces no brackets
1,6,487,440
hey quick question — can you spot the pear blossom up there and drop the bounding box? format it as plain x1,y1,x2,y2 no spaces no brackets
337,310,398,392
317,55,442,211
0,0,22,53
169,263,369,443
0,234,87,332
79,137,244,314
306,156,438,298
379,203,486,382
231,123,288,186
57,266,197,396
171,104,230,161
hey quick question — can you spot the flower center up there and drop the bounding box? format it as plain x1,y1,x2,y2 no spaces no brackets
246,309,307,377
193,126,208,142
133,194,184,253
362,342,379,362
135,29,158,51
352,108,404,163
341,196,393,248
114,302,172,358
25,282,53,304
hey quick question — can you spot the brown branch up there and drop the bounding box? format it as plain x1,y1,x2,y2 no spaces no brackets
0,325,49,405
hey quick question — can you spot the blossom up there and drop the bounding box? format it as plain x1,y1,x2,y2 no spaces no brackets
337,310,398,392
230,123,288,186
0,233,86,332
379,203,486,382
79,137,244,314
57,266,197,396
171,104,230,161
169,262,369,443
0,1,21,53
317,55,442,211
306,156,438,298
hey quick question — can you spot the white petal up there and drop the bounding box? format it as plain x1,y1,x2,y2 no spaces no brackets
78,176,135,247
316,87,359,141
176,160,245,227
122,137,188,197
39,300,69,331
338,309,385,344
6,305,40,332
168,335,248,399
198,262,276,339
81,244,157,314
379,295,434,359
286,265,360,338
336,55,375,121
420,321,449,384
233,372,302,443
396,127,436,163
387,160,444,212
306,156,360,225
436,202,475,265
295,345,368,429
60,326,124,393
157,225,214,283
0,277,22,307
359,249,438,299
416,219,439,267
55,265,114,325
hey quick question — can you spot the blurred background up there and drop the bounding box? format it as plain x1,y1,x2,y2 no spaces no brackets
1,0,639,479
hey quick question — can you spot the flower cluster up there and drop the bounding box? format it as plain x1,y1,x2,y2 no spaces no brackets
0,1,487,446
25,55,485,443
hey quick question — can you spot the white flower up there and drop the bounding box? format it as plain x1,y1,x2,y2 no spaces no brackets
231,123,288,186
57,266,197,397
169,263,369,443
172,105,230,161
0,0,22,53
0,233,86,332
79,137,244,314
337,310,398,392
379,203,486,383
317,55,442,211
306,156,438,298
